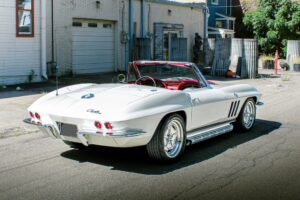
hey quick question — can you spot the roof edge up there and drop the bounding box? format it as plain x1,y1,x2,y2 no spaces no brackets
145,0,206,9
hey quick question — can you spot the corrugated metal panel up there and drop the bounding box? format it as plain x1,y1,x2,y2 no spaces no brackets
136,38,151,60
211,38,258,79
211,38,231,76
286,40,300,71
243,39,258,79
170,38,188,61
204,38,216,66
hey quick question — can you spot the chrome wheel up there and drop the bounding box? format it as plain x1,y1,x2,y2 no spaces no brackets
147,114,186,162
242,100,256,129
163,119,184,158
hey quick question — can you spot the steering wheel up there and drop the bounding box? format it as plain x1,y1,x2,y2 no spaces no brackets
135,76,157,87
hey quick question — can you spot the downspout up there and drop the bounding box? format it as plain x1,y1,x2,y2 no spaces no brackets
141,0,145,37
51,0,55,64
128,0,134,64
40,0,47,79
203,6,209,68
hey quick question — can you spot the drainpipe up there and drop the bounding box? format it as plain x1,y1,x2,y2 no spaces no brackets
129,0,134,63
40,0,47,79
141,0,145,37
203,6,209,68
51,0,54,62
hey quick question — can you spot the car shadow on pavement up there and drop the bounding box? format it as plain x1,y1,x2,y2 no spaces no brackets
61,119,281,175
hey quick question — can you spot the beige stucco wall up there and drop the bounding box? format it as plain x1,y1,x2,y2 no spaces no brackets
47,0,204,74
46,0,122,74
134,0,204,61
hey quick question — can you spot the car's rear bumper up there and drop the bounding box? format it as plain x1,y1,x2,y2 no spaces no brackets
23,118,150,147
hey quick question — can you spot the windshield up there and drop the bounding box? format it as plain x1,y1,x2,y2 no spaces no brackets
137,64,199,82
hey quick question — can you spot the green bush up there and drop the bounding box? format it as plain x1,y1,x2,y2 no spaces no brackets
244,0,300,57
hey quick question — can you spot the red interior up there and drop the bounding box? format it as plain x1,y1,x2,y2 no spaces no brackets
130,79,200,90
163,80,200,90
129,61,203,90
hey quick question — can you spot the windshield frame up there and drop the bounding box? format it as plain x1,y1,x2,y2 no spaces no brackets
129,61,211,89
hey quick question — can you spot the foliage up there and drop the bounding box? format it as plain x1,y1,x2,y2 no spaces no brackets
260,55,275,62
243,0,300,56
293,57,300,64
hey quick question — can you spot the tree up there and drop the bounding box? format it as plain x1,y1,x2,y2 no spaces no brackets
243,0,300,56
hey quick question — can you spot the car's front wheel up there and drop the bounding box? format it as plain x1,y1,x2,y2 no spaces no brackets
146,114,186,162
235,98,256,132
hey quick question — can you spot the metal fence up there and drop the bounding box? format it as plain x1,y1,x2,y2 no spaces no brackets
286,40,300,71
208,38,258,79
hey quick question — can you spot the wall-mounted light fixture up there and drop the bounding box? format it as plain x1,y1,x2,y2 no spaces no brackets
96,1,101,9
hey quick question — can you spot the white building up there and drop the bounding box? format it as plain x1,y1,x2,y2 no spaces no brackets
0,0,47,85
0,0,206,85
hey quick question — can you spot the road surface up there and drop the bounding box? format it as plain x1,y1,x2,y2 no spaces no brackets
0,74,300,200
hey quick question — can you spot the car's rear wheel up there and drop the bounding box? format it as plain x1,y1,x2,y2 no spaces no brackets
146,114,186,162
235,98,256,132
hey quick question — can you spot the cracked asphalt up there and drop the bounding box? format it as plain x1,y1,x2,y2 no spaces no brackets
0,71,300,200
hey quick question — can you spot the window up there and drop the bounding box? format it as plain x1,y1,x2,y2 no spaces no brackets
216,21,222,28
103,24,112,29
88,23,98,28
211,0,219,5
16,0,34,37
72,22,82,27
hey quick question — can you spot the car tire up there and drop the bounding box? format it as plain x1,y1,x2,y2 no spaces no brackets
63,141,86,149
146,114,186,162
235,98,256,132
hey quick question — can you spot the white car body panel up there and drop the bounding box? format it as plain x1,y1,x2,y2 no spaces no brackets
26,62,262,148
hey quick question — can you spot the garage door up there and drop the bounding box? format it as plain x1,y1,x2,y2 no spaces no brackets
72,20,115,74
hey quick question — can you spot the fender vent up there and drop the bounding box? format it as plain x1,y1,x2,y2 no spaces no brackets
228,100,240,118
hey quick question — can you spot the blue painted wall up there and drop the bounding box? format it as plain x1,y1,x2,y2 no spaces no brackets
207,0,231,28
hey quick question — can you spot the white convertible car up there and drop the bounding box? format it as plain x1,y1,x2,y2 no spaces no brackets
25,61,262,162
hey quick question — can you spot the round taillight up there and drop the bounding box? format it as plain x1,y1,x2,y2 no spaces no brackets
35,113,41,120
29,112,34,118
95,121,102,129
105,122,113,129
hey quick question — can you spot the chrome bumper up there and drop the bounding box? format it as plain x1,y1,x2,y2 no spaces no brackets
23,118,146,146
23,118,61,139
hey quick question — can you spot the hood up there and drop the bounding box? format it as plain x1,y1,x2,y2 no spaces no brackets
31,84,166,118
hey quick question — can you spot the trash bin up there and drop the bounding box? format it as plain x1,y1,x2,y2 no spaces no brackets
294,64,300,72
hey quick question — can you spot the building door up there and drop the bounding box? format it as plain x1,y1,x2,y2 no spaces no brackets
72,20,115,74
170,38,188,61
163,30,187,61
163,31,179,61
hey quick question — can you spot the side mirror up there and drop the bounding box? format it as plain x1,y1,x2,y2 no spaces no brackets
117,74,126,83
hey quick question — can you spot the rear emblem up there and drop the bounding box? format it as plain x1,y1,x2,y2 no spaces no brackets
81,93,95,99
87,109,101,114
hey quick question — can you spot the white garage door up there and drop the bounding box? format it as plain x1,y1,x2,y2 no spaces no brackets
72,20,115,74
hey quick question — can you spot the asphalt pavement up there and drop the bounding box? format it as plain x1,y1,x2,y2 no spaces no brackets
0,71,300,200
